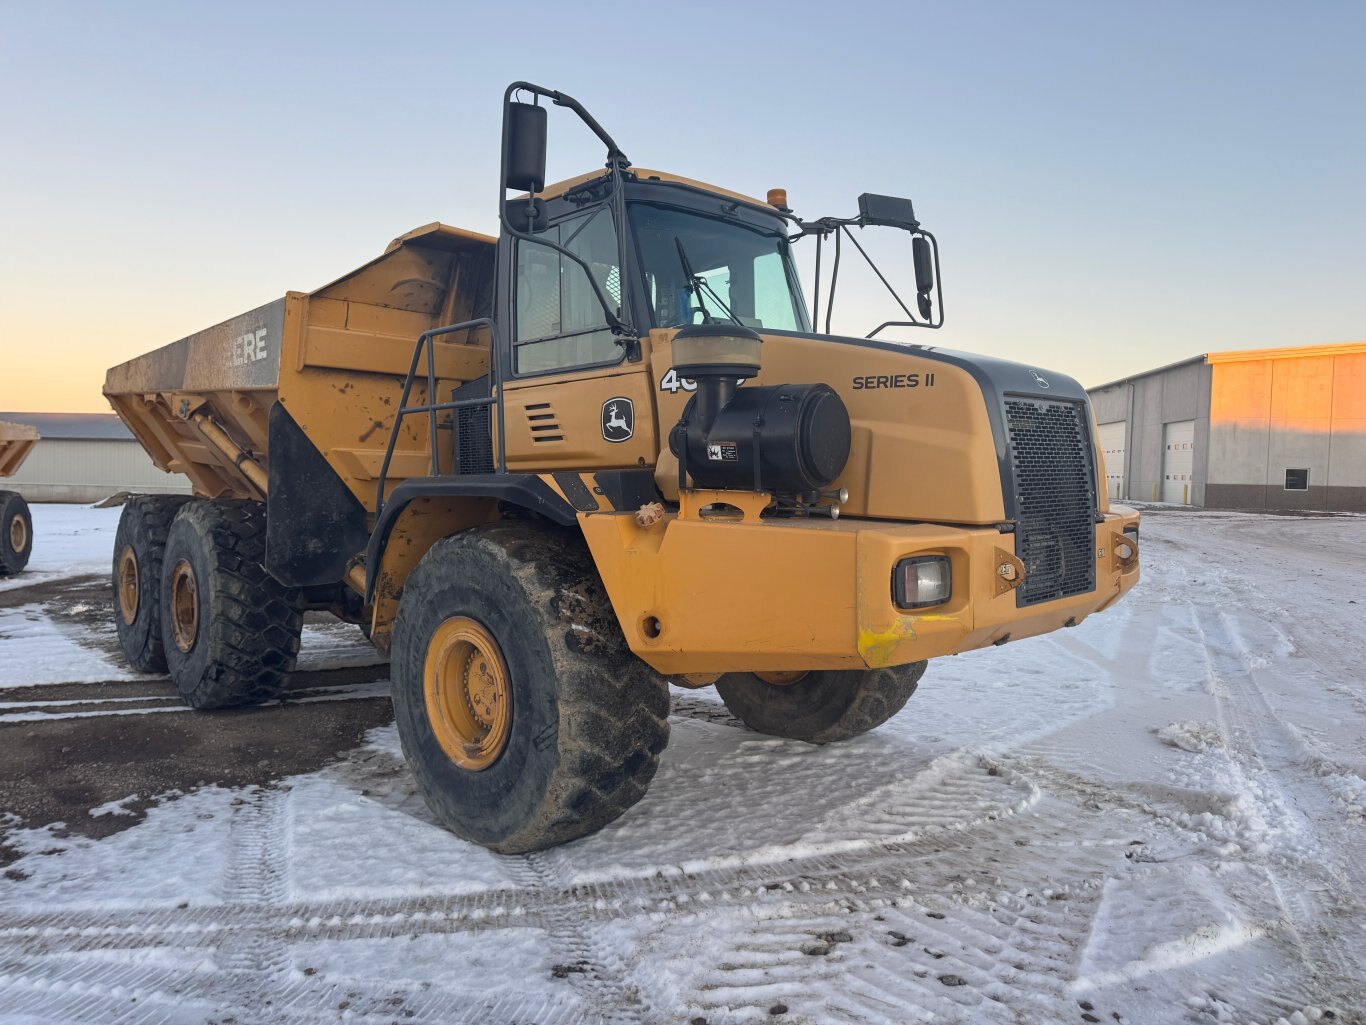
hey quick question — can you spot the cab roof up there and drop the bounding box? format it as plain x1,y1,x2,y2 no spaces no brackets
537,167,779,214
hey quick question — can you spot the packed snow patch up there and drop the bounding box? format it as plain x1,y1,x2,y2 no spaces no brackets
1154,719,1224,753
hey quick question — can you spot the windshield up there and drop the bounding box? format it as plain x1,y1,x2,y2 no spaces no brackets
628,203,810,332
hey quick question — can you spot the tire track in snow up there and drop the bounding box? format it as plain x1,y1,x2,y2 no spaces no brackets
0,768,1033,958
218,787,291,974
668,839,1118,1025
0,764,1096,1025
1189,600,1366,1015
504,851,648,1025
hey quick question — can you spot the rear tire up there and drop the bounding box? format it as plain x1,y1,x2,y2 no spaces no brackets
161,500,304,709
715,662,927,744
391,524,669,853
112,495,192,672
0,491,32,575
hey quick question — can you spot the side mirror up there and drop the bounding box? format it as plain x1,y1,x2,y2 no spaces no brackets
504,101,547,192
912,235,934,319
912,236,933,294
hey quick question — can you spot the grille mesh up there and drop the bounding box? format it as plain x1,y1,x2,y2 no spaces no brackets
1004,398,1097,607
451,379,494,476
456,404,493,474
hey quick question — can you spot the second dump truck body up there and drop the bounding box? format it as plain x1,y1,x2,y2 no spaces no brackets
104,83,1139,852
0,420,39,575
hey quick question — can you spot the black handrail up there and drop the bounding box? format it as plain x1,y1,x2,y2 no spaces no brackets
375,317,503,517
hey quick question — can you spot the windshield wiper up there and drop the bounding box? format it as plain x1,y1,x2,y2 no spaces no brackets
674,237,737,326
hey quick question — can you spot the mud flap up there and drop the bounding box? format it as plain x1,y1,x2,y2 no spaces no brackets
266,401,369,586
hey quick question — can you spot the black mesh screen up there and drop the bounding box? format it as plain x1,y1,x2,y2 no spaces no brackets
451,379,494,475
1004,398,1097,607
456,405,493,475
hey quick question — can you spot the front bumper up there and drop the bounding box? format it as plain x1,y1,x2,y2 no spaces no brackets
580,504,1141,676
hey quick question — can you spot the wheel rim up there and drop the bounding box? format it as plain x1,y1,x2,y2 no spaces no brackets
170,559,200,652
424,616,512,771
117,545,139,625
755,670,810,687
8,514,25,556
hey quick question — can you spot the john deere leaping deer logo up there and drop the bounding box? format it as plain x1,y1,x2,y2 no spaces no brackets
601,397,634,443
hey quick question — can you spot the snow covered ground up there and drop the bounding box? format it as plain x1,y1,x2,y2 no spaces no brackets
1,504,1364,1024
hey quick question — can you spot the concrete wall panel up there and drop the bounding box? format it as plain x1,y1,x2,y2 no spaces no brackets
1136,377,1163,425
1208,419,1270,484
1327,421,1366,488
1331,353,1366,420
1131,422,1164,502
1267,421,1331,487
1270,355,1334,421
1161,363,1202,423
1090,384,1129,425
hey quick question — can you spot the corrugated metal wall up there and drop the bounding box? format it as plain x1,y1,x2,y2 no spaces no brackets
2,439,192,503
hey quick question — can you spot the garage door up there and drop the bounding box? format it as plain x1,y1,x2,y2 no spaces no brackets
1097,421,1126,500
1162,420,1195,504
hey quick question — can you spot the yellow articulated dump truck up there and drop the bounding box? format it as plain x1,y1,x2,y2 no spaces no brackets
105,82,1140,852
0,420,39,575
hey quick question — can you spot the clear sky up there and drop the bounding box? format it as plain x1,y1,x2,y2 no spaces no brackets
2,1,1363,412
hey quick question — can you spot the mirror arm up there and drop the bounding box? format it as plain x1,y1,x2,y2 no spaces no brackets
793,203,946,337
509,80,631,168
811,232,822,335
499,81,638,339
824,226,842,334
864,232,945,335
840,224,916,323
550,92,631,169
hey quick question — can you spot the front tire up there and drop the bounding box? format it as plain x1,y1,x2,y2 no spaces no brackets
112,494,192,671
0,491,32,576
391,524,669,853
715,662,927,744
161,500,303,708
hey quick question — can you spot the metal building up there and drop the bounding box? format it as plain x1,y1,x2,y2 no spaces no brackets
1088,342,1366,512
0,412,192,503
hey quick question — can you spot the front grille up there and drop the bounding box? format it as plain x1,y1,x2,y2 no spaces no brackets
1004,398,1096,607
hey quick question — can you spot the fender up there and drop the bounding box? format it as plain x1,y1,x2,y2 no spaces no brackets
364,473,576,603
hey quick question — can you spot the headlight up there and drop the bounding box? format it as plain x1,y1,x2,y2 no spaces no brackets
894,555,951,610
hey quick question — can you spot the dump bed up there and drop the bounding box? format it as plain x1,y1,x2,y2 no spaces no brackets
0,420,39,478
104,223,496,513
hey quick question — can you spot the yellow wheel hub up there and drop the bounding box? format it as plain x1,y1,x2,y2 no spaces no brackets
117,545,140,625
424,616,511,771
755,670,810,687
170,559,200,653
8,514,25,556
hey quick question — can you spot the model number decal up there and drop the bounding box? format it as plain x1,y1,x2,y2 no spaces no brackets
660,369,751,394
659,368,697,393
851,372,935,390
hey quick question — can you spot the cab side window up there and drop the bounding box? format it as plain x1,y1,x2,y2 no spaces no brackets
514,207,623,374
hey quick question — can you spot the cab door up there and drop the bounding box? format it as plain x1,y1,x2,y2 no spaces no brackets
499,205,656,471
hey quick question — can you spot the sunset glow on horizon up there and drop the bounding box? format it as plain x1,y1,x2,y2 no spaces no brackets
2,2,1363,414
